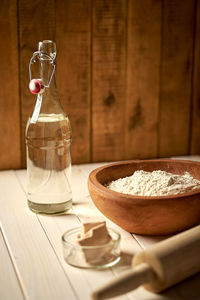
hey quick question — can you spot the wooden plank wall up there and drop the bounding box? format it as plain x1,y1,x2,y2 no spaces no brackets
126,0,161,160
56,0,91,164
158,0,195,157
0,0,21,169
0,0,199,170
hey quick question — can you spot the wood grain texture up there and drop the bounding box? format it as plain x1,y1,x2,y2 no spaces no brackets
190,0,200,154
0,1,200,169
0,170,77,300
56,0,91,164
125,0,161,160
158,0,195,157
0,0,21,169
92,0,127,162
19,0,56,168
0,227,24,300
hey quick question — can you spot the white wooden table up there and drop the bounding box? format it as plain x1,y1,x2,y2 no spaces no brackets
1,157,200,300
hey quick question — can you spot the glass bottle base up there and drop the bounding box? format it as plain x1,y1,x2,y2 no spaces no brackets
28,199,72,215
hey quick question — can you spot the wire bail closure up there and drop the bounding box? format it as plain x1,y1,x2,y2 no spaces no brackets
29,51,56,94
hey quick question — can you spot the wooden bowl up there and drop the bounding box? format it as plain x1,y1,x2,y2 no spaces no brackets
88,159,200,235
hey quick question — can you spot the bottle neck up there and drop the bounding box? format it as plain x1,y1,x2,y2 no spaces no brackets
38,59,64,114
40,59,54,86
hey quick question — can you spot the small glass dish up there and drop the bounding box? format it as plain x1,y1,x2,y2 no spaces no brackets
62,227,121,269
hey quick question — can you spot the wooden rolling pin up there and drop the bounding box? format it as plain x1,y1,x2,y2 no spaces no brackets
92,225,200,300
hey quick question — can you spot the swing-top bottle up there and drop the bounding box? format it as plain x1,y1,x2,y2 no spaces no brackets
26,40,72,214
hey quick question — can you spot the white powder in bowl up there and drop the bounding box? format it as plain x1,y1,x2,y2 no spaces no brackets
106,170,200,196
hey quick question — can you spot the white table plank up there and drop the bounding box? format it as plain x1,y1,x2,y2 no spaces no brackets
133,234,168,249
16,169,129,300
0,171,76,300
15,159,200,300
0,226,24,300
17,170,93,300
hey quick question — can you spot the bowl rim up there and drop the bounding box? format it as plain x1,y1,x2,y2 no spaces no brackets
62,227,121,249
88,159,200,201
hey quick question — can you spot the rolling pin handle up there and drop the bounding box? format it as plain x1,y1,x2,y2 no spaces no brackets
92,262,155,300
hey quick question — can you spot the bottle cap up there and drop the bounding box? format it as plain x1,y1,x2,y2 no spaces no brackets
38,40,56,60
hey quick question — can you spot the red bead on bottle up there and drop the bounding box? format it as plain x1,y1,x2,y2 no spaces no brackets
29,79,45,94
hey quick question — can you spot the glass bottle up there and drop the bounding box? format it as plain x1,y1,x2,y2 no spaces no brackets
26,40,72,214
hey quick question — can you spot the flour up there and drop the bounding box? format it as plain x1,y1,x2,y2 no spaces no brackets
106,170,200,196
